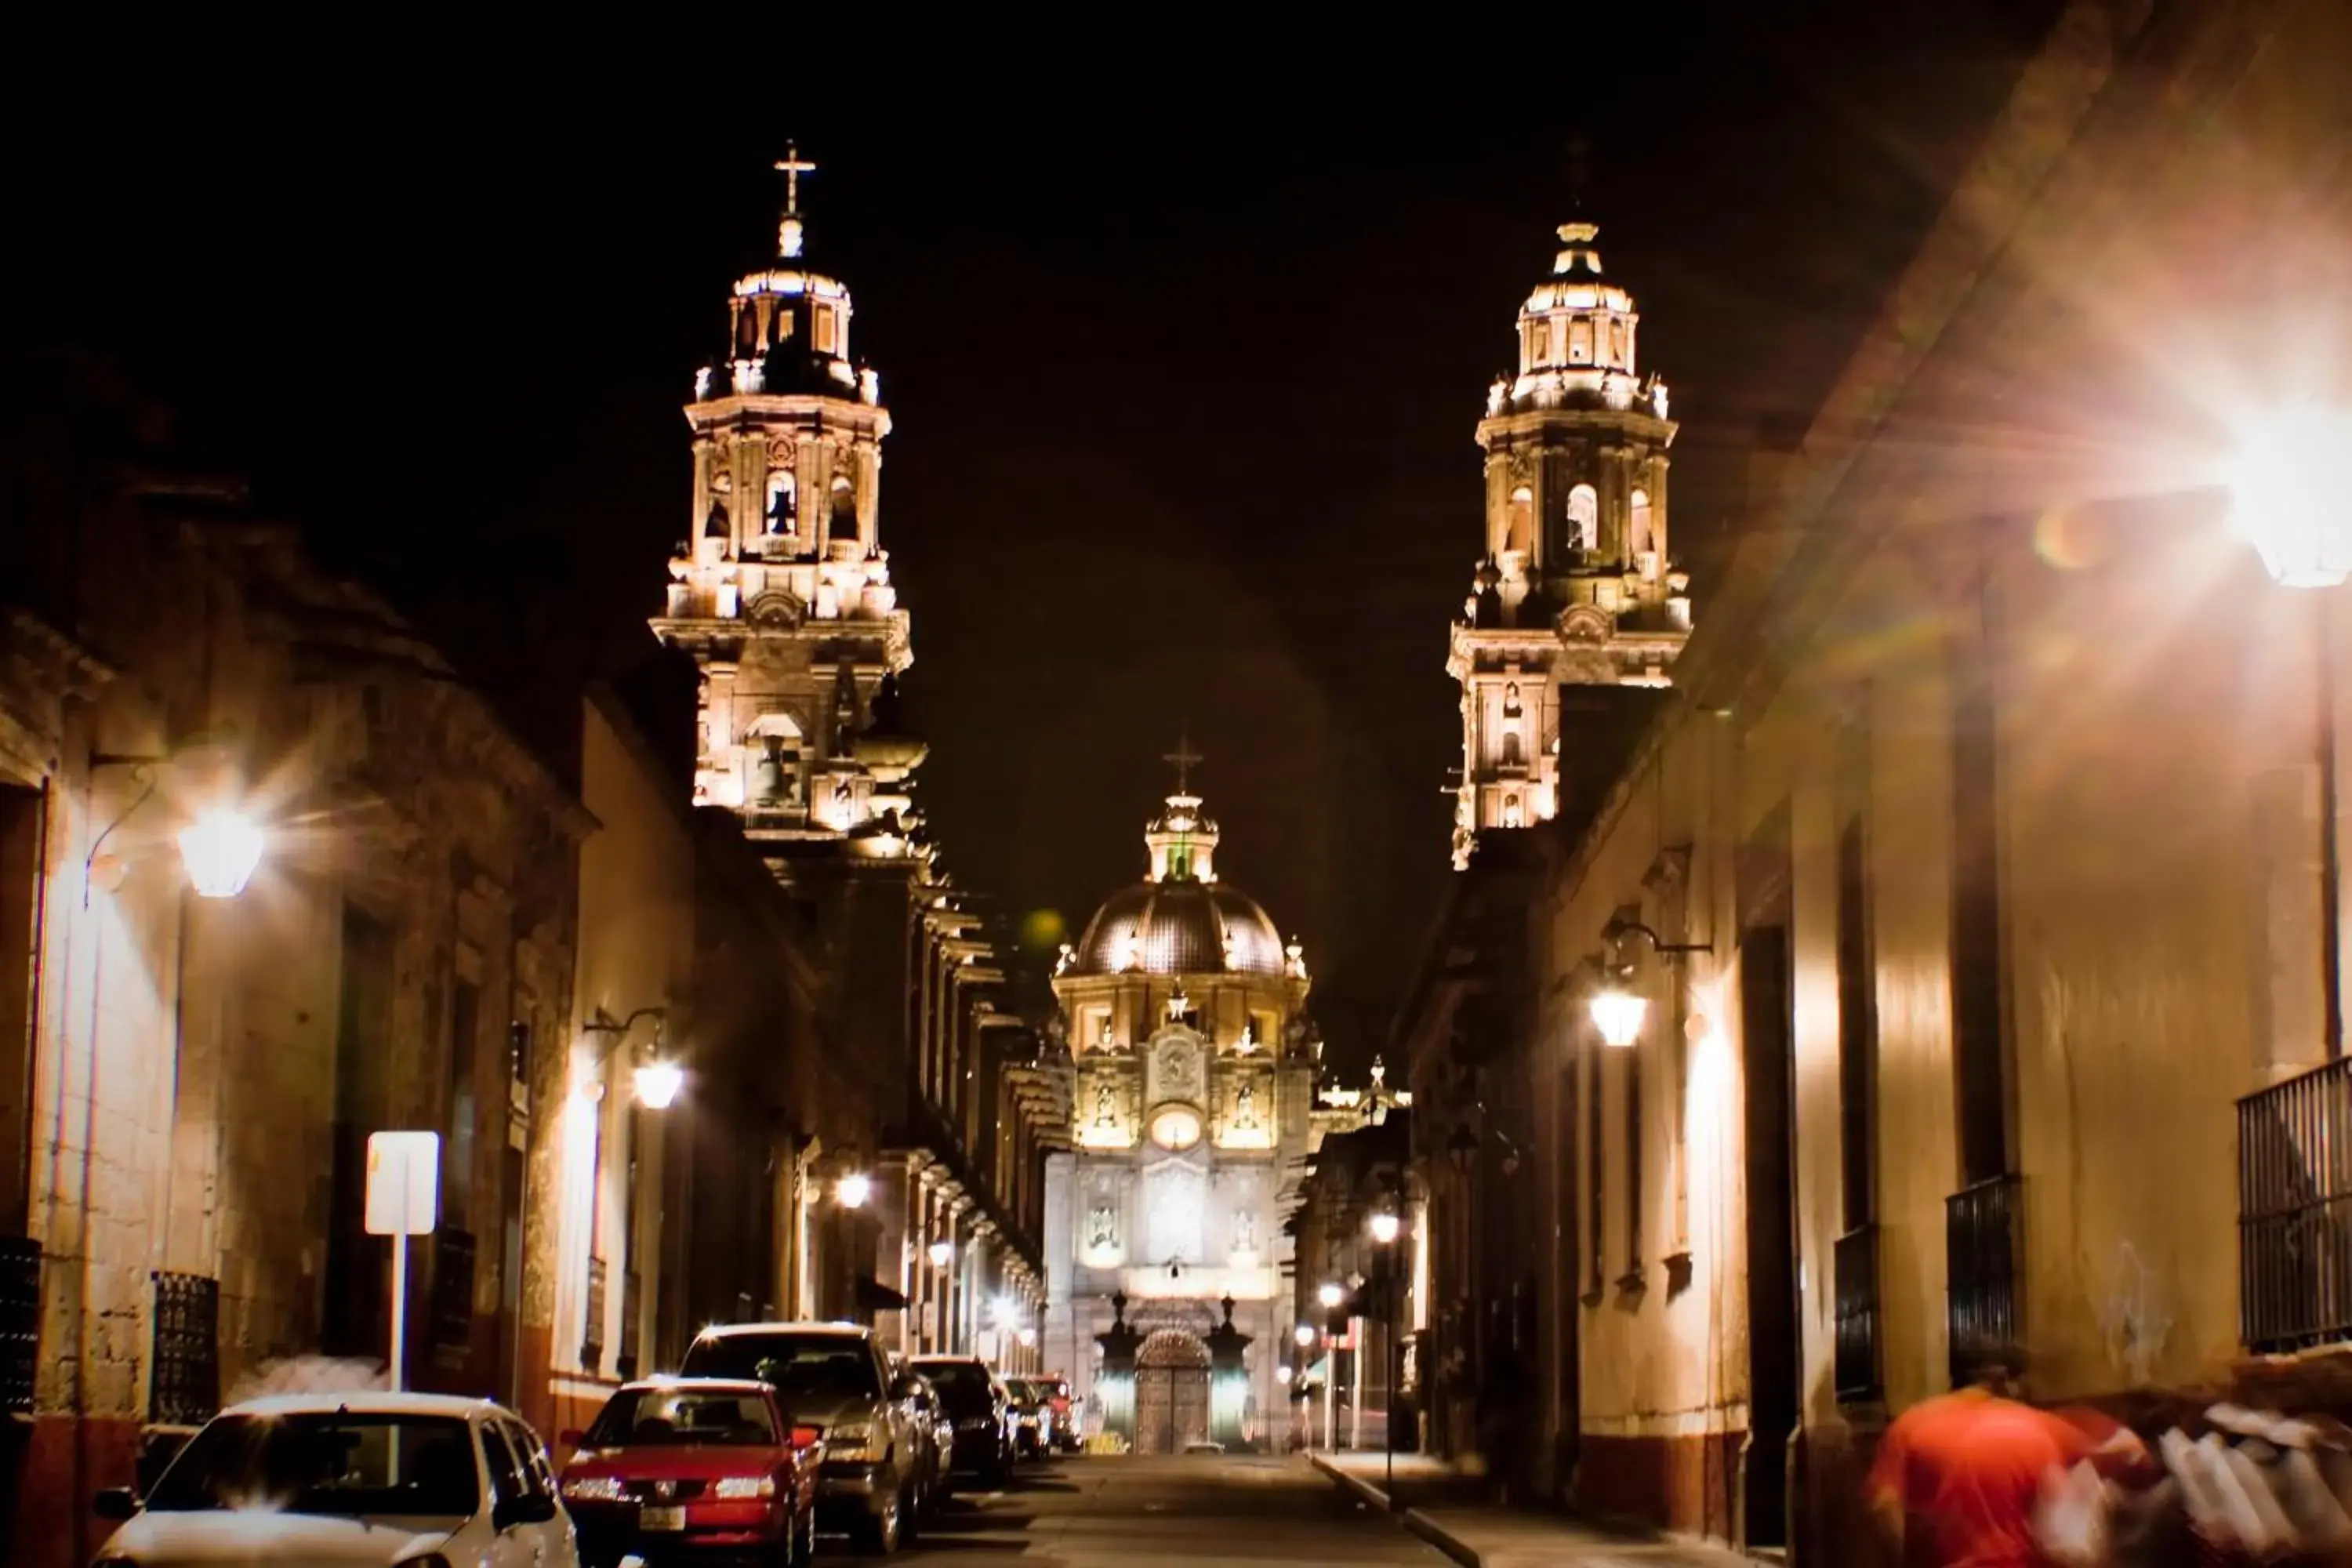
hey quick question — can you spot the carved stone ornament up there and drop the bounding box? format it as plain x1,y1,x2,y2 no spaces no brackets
767,437,797,469
745,590,805,627
1558,604,1613,643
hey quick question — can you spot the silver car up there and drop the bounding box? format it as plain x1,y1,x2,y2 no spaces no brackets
679,1321,924,1552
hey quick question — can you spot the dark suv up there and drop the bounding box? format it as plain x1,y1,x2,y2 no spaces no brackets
907,1356,1012,1485
680,1322,924,1552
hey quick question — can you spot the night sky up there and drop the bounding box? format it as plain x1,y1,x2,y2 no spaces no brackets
4,5,2053,1062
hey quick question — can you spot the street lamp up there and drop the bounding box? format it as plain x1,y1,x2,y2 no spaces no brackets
835,1171,872,1208
2230,410,2352,1056
631,1059,684,1111
1589,985,1648,1048
1294,1323,1316,1348
929,1238,955,1269
1317,1281,1343,1310
2230,401,2352,587
176,808,266,899
1368,1205,1404,1507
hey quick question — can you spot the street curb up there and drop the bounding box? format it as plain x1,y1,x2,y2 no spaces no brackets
1305,1454,1482,1568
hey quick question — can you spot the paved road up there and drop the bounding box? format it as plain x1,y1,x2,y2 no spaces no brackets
895,1454,1448,1568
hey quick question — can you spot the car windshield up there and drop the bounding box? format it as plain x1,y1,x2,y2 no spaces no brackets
144,1412,477,1517
585,1388,778,1448
681,1334,881,1402
911,1360,995,1414
1004,1378,1038,1405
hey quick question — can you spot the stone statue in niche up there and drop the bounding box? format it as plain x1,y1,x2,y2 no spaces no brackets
1094,1082,1118,1127
1232,1081,1259,1130
1087,1204,1119,1251
1232,1209,1258,1254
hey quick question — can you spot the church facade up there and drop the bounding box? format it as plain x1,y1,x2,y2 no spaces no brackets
1040,772,1329,1453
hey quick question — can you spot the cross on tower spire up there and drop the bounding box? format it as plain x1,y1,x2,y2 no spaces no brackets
775,143,817,258
1163,730,1203,797
1565,134,1592,216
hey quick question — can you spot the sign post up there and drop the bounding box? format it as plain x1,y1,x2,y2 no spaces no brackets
365,1131,441,1392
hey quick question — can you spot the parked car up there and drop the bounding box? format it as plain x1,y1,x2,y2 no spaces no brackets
557,1377,820,1567
1000,1376,1053,1461
907,1355,1013,1485
679,1321,924,1552
1033,1374,1081,1454
89,1390,576,1567
901,1370,955,1508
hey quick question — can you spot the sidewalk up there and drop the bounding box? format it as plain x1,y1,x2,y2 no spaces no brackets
1307,1450,1765,1568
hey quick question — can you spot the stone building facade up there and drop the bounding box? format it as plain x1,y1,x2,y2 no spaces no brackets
1403,2,2352,1561
0,371,589,1568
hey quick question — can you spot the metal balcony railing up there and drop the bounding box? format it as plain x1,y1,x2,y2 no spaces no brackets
2240,1058,2352,1352
150,1272,220,1428
1833,1224,1882,1403
617,1270,643,1381
580,1256,608,1372
1946,1174,2023,1389
430,1228,476,1359
0,1235,38,1415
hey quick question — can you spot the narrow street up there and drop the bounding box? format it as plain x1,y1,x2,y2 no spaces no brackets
898,1457,1443,1568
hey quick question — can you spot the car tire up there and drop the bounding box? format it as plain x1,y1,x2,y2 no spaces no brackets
858,1484,902,1555
900,1483,921,1546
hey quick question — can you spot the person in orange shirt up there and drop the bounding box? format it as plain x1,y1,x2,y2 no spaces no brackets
1867,1356,2095,1568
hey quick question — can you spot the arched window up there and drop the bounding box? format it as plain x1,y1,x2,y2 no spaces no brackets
766,470,797,535
1567,484,1599,553
735,307,758,356
1501,731,1523,768
829,475,857,539
1630,487,1655,569
1502,794,1525,829
1506,486,1534,554
1569,317,1593,365
1503,683,1523,718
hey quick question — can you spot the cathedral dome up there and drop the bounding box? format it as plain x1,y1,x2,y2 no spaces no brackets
1069,879,1287,978
1065,767,1292,979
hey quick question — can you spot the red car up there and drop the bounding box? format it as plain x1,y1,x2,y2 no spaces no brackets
559,1377,821,1566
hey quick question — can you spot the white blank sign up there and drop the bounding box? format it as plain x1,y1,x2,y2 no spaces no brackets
365,1131,441,1236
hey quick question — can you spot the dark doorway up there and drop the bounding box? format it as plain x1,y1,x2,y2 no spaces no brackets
1740,922,1798,1551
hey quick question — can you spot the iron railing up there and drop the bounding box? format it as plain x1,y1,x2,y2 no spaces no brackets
617,1270,642,1381
1834,1224,1882,1403
1946,1174,2023,1388
580,1256,608,1372
0,1235,38,1414
430,1228,476,1359
150,1272,220,1427
2241,1057,2352,1352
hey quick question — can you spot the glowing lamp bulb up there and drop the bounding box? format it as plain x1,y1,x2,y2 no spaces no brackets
632,1059,684,1109
928,1239,955,1268
179,808,264,899
1275,1365,1292,1385
1316,1282,1343,1310
1589,986,1648,1048
1294,1324,1316,1347
2232,401,2352,588
1018,1327,1038,1348
836,1171,872,1209
1367,1210,1403,1246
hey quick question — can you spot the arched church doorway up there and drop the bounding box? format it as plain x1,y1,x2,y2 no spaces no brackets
1134,1328,1210,1456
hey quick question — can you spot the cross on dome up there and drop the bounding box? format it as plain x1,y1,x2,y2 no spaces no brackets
1163,731,1203,797
774,143,817,258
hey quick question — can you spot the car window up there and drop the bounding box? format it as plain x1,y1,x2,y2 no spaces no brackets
584,1388,782,1447
681,1333,884,1401
144,1412,478,1518
481,1420,529,1511
502,1421,555,1500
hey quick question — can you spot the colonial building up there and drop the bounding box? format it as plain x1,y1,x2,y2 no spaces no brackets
0,372,590,1568
1041,764,1322,1453
1450,212,1693,866
1403,2,2352,1562
648,152,1054,1362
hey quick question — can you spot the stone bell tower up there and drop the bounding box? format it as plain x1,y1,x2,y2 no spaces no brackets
652,147,929,865
1446,211,1694,867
